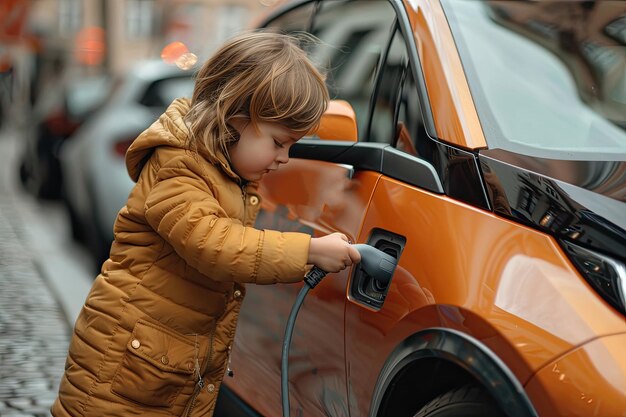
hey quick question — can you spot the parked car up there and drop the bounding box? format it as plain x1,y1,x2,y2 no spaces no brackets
18,74,112,199
59,60,194,267
214,1,626,416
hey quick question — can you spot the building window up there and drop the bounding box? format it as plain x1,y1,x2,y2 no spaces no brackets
58,0,82,36
126,0,154,39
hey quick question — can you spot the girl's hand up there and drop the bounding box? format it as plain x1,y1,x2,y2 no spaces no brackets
307,233,361,273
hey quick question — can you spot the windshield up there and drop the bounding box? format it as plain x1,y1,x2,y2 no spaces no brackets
442,0,626,161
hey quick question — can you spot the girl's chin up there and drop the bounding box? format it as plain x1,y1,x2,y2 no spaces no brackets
245,171,267,181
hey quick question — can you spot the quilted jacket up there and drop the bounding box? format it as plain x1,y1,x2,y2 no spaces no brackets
52,98,311,416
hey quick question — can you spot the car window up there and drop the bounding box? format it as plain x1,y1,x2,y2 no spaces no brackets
66,75,115,119
139,76,194,108
370,28,427,154
310,0,396,141
265,2,316,32
442,0,626,160
369,27,405,145
395,68,427,156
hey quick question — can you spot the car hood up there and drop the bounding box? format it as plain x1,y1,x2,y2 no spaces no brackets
125,97,240,183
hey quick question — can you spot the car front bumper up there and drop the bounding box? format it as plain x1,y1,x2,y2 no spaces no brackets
525,332,626,416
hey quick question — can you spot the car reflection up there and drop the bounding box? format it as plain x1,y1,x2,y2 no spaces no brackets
486,1,626,130
480,155,626,261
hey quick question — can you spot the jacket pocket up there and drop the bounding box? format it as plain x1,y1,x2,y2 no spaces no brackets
111,319,210,407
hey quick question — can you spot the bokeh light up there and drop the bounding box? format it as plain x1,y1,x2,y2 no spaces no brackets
160,41,189,64
75,26,105,66
175,52,198,70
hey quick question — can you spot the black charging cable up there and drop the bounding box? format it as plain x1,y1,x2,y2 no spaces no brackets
281,265,327,417
280,244,396,417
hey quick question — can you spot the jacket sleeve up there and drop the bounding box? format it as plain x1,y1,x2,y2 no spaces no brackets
144,154,310,284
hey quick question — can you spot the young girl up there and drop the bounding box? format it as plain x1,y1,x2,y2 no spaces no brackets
52,31,360,417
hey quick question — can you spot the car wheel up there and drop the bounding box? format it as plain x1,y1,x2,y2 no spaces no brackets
413,385,505,417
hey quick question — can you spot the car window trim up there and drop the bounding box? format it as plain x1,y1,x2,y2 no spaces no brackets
308,0,321,33
388,0,436,139
365,17,399,143
370,24,411,148
391,62,408,147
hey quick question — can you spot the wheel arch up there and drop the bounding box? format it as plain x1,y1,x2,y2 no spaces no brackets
369,327,538,417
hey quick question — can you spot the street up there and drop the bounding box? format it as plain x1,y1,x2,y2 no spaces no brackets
0,127,93,416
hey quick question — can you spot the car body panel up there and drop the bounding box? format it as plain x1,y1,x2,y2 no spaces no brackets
228,153,626,417
346,174,626,416
525,333,626,415
404,0,487,150
230,162,381,416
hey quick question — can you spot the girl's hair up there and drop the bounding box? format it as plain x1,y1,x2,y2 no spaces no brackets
184,31,330,162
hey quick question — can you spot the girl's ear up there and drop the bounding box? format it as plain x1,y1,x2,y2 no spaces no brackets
228,116,250,134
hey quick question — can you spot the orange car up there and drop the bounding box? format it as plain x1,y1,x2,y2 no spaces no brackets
216,1,626,416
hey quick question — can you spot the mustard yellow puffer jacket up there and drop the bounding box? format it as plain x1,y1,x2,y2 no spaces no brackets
52,98,310,416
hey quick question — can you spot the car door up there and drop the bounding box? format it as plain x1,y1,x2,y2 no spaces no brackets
343,22,494,416
227,1,398,416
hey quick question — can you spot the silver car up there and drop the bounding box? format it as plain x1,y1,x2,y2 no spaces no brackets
59,59,195,268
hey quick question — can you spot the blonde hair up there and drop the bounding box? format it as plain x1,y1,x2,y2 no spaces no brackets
184,31,329,163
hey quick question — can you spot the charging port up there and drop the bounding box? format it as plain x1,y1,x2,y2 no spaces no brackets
350,228,406,310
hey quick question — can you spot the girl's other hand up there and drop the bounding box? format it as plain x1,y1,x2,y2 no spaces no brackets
308,233,361,273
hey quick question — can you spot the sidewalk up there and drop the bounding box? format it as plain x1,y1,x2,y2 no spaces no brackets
0,128,90,417
0,195,68,417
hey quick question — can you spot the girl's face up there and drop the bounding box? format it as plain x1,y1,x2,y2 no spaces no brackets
228,119,303,182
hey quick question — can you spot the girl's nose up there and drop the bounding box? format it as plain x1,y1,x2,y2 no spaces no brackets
276,148,289,164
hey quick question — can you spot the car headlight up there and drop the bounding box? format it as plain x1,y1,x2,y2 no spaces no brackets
562,241,626,316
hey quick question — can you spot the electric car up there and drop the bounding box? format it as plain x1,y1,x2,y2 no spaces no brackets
216,0,626,416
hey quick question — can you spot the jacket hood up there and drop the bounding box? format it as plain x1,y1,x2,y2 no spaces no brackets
126,97,239,182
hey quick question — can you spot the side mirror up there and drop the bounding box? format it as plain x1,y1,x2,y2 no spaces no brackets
311,100,358,142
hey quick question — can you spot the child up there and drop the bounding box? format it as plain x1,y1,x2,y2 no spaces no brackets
52,31,361,417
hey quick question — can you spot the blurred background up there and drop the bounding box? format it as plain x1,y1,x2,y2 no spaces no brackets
1,0,280,270
2,0,278,123
0,1,277,415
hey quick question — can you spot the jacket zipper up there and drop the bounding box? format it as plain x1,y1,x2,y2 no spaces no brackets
182,328,216,417
241,184,248,225
183,378,204,417
183,186,246,415
226,344,234,377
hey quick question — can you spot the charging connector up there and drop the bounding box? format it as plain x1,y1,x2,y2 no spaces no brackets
303,266,327,288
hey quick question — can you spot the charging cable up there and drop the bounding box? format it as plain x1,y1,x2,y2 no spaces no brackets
281,266,327,417
281,244,397,417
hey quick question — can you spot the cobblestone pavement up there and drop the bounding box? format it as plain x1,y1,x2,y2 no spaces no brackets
0,133,70,416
